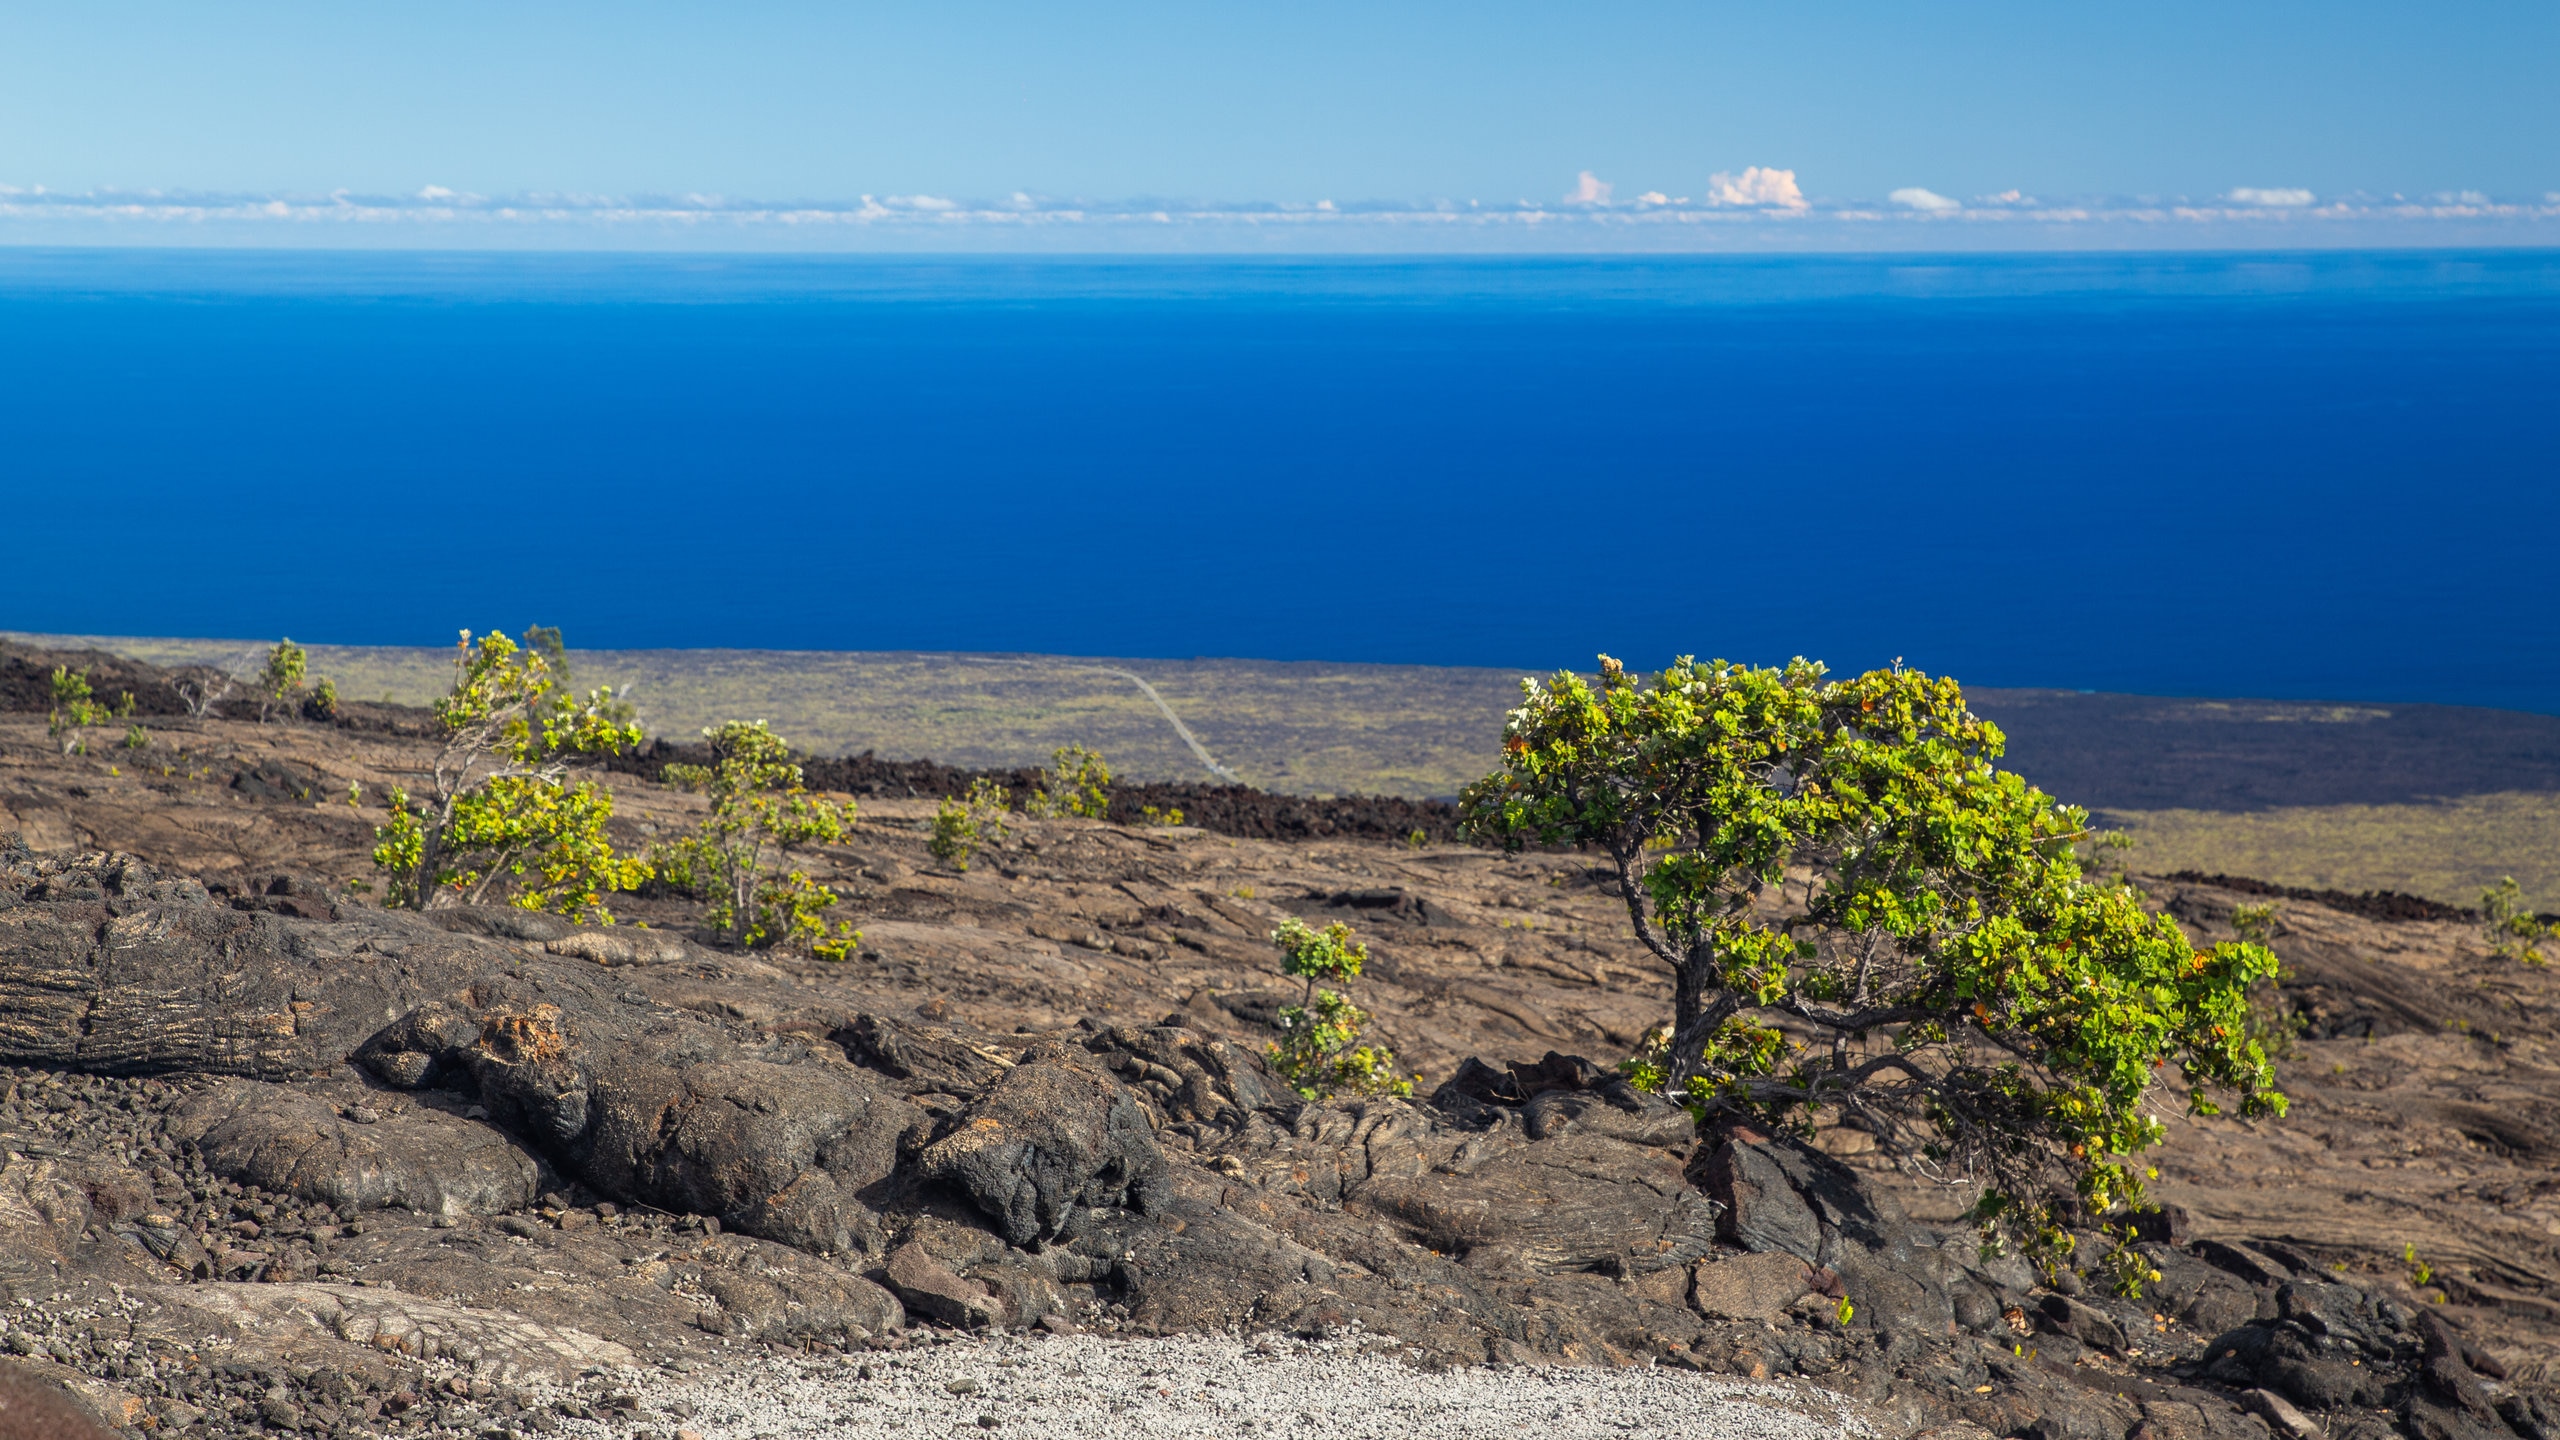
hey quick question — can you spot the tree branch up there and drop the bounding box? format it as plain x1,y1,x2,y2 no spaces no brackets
1609,842,1684,973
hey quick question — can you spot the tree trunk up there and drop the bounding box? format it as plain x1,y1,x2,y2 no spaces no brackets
1673,950,1710,1035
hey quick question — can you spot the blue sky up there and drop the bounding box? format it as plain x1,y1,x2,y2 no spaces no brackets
4,1,2554,249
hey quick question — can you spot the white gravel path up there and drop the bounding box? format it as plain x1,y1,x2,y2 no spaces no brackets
549,1332,1875,1440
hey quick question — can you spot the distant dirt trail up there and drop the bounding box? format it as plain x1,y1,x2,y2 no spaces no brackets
950,655,1244,784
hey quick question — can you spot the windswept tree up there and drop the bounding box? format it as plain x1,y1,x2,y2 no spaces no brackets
1459,655,2284,1283
371,629,649,921
656,720,862,958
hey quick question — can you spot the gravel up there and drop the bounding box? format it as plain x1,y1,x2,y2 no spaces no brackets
546,1331,1876,1440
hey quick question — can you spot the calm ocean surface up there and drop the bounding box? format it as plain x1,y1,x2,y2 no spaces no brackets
1,248,2554,711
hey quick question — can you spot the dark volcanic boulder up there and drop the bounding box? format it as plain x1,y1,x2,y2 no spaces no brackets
578,1059,926,1257
914,1047,1165,1245
1704,1138,1825,1262
1700,1131,1956,1346
355,996,930,1256
170,1082,544,1217
1079,1022,1279,1126
0,849,941,1260
881,1242,1005,1328
0,854,438,1078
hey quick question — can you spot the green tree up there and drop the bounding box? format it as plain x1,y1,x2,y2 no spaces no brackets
657,720,862,957
1028,744,1113,819
1459,655,2283,1281
47,666,104,756
1266,917,1411,1099
370,629,649,921
256,639,308,722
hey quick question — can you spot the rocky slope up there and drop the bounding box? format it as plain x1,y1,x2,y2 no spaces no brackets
1,658,2557,1440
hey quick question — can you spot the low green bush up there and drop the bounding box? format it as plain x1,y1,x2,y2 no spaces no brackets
370,629,649,922
657,719,861,956
929,777,1014,872
1028,744,1112,819
1266,917,1411,1099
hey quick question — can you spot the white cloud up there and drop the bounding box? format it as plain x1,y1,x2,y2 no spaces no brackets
1706,167,1806,208
1567,171,1612,205
5,180,2552,251
2436,190,2490,206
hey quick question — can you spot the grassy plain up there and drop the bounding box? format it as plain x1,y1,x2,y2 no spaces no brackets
2101,792,2560,913
5,632,1527,798
17,630,2557,911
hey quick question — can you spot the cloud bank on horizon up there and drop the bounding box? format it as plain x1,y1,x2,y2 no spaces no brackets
5,171,2552,251
5,2,2545,254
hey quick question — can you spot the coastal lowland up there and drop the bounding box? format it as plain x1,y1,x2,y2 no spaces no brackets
16,631,2560,910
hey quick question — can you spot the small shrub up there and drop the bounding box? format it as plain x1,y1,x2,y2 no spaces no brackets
120,724,150,751
369,628,649,921
756,869,864,960
657,719,861,954
1028,744,1112,819
47,667,104,755
2230,902,2277,944
1266,917,1412,1100
2481,877,2555,966
1140,805,1187,828
256,639,308,722
929,778,1014,871
304,676,341,721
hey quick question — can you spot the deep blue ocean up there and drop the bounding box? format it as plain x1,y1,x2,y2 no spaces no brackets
1,247,2554,711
